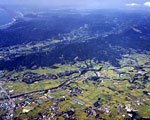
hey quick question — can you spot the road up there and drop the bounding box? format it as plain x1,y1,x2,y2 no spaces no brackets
0,68,102,101
0,82,15,120
0,68,97,119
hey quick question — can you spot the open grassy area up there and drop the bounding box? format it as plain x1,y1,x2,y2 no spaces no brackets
3,79,60,95
31,64,80,75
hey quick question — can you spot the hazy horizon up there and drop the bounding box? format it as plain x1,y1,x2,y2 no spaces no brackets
0,0,150,9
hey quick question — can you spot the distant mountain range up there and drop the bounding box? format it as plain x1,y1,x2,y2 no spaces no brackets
0,9,150,70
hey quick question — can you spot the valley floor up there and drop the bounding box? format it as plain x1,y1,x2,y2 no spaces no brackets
0,50,150,120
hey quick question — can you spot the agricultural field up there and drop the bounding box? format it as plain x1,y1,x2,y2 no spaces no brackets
0,51,150,120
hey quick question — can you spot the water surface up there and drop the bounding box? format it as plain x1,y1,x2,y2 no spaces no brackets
0,10,12,26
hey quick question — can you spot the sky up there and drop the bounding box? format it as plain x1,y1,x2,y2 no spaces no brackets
0,0,150,8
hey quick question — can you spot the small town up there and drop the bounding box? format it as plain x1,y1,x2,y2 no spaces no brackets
0,51,150,119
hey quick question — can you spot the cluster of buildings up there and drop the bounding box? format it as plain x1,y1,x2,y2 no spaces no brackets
117,98,147,118
83,104,110,119
64,86,84,98
58,24,97,43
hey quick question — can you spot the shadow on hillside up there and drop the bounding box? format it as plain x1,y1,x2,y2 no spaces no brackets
0,38,125,71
